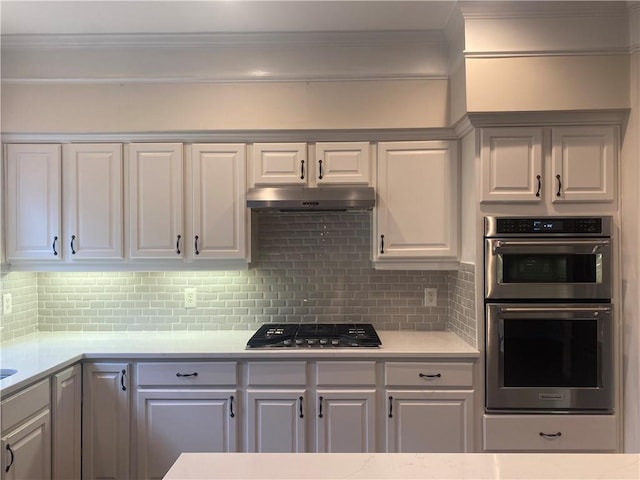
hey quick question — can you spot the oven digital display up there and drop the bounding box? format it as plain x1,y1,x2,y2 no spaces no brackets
533,220,563,232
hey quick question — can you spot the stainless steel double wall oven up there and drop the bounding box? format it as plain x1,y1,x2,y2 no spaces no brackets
484,216,614,413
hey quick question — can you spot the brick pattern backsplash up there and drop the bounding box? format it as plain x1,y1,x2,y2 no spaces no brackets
448,263,477,348
2,213,477,346
0,272,39,341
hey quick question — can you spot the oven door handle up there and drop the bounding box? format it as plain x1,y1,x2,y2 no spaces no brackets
492,239,610,254
499,306,612,314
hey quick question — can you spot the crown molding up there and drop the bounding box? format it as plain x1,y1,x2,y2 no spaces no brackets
0,30,447,49
467,109,630,128
464,48,633,59
458,1,630,20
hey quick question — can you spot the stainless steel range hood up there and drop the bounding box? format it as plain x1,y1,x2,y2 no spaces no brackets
246,186,375,211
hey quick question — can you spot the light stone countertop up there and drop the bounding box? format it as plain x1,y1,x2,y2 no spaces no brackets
0,330,478,397
163,452,640,480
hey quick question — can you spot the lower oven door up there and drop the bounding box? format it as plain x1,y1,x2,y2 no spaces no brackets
485,303,613,412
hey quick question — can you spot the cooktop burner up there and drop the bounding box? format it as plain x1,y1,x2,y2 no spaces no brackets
246,323,382,349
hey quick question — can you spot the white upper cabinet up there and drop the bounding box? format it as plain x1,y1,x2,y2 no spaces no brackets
187,144,247,260
375,141,459,265
252,143,307,186
480,127,544,203
63,144,123,260
551,126,616,203
251,142,371,187
128,143,184,259
315,142,371,185
6,144,62,261
480,125,617,204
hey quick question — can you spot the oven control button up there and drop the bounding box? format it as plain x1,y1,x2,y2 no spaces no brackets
283,339,293,346
319,339,328,345
331,339,340,346
307,339,318,345
295,339,304,345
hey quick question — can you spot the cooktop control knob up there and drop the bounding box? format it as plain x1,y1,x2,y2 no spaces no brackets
295,339,304,345
307,339,318,345
320,339,328,345
331,339,340,345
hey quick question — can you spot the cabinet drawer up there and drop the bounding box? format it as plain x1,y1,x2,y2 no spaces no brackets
316,361,376,386
247,362,306,386
483,414,618,451
1,378,50,432
137,362,237,387
385,362,473,388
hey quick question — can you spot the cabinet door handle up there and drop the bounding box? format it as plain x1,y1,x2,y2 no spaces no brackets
556,174,562,197
5,444,14,473
176,234,182,254
52,236,59,256
380,235,385,254
299,396,304,418
318,159,324,180
176,372,198,377
535,174,542,197
194,235,200,255
419,373,442,379
230,395,235,418
70,235,77,254
300,160,305,180
539,431,562,438
318,396,324,418
120,369,127,391
388,396,393,418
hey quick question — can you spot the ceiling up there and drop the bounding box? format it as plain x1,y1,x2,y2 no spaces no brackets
0,1,458,36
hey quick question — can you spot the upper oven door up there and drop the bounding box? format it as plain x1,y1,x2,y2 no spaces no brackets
485,238,611,300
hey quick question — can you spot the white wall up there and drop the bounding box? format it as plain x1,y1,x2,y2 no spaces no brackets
1,80,450,132
621,49,640,453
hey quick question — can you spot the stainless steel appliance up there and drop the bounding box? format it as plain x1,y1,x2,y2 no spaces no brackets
484,216,614,413
485,303,613,412
246,186,375,211
246,323,382,349
485,216,612,300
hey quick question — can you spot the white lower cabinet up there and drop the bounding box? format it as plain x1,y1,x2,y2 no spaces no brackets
135,362,239,480
483,414,618,452
1,379,51,480
384,362,474,453
82,362,131,480
385,390,473,453
52,364,82,480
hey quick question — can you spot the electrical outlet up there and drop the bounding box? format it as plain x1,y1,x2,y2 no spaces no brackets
424,288,437,307
3,294,12,315
184,288,197,309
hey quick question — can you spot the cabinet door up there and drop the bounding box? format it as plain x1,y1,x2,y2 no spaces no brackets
137,389,238,480
252,143,307,185
128,143,183,259
376,141,458,260
83,363,130,480
385,390,473,453
1,410,51,480
246,389,306,452
188,144,247,259
315,142,371,185
315,390,376,453
52,365,81,480
551,126,616,203
5,144,61,261
63,144,123,259
480,127,544,203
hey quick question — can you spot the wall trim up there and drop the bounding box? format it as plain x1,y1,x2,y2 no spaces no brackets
0,128,461,144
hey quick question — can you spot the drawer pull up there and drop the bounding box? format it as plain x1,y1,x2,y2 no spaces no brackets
120,369,127,391
5,444,14,473
176,372,199,378
539,431,562,438
419,373,442,379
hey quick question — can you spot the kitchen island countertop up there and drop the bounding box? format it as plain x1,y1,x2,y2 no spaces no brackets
0,330,478,396
163,452,640,480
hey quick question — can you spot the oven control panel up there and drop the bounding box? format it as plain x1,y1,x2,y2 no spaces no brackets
485,216,611,237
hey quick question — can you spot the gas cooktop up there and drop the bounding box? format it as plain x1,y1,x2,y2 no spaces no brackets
245,323,382,349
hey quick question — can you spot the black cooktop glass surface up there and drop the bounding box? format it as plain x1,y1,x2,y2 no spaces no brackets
246,323,382,348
